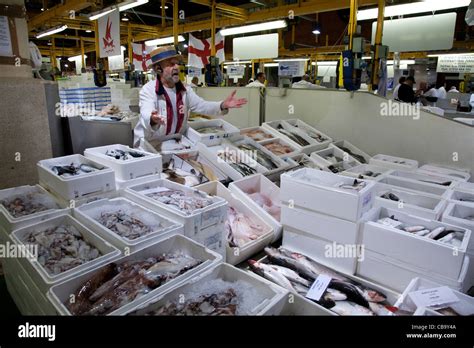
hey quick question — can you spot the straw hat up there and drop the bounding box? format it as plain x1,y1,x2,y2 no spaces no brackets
148,45,182,69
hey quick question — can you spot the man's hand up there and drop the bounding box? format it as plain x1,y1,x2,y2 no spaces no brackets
221,90,248,110
150,111,166,126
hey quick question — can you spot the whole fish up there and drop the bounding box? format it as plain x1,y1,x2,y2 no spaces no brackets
404,225,426,233
248,260,296,292
331,301,375,316
276,125,309,146
381,192,400,201
327,280,370,308
226,206,265,247
432,229,459,241
324,288,347,301
335,145,367,164
264,264,312,287
427,226,446,239
368,302,393,316
143,254,202,282
238,144,279,170
354,284,387,303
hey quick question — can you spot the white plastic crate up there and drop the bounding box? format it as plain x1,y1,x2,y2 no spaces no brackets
10,213,121,294
140,137,197,163
240,126,276,142
454,181,474,193
393,277,474,315
331,140,371,165
195,181,274,265
262,120,321,154
442,202,474,252
311,147,361,169
280,168,375,222
229,174,282,242
376,175,453,199
449,189,474,205
259,137,300,158
417,164,470,182
73,197,183,253
357,250,472,293
123,178,227,238
46,234,222,315
186,119,240,146
37,154,116,200
388,170,458,188
125,263,288,316
115,174,163,191
341,164,392,181
84,144,162,181
369,154,419,171
374,187,447,220
197,142,269,181
283,119,333,151
0,185,67,235
361,207,471,281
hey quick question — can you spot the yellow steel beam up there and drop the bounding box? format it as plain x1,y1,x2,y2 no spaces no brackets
211,0,216,56
28,0,95,31
94,20,99,64
128,24,133,66
370,0,385,90
161,0,166,28
35,34,95,42
80,38,85,66
348,0,358,50
190,0,247,19
173,0,178,45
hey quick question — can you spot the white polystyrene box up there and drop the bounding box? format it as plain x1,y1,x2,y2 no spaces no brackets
84,144,162,181
330,140,371,165
280,168,375,222
388,170,458,189
229,174,282,242
341,164,393,181
46,234,222,315
374,187,448,220
417,164,470,182
311,147,360,168
73,197,184,253
197,142,269,181
448,190,474,206
123,178,227,238
376,175,453,199
0,184,68,236
37,154,116,200
186,119,240,146
125,263,288,316
393,277,474,315
10,213,121,295
454,181,474,193
283,119,333,151
195,181,274,265
369,154,418,171
361,207,471,280
262,120,321,154
442,202,474,252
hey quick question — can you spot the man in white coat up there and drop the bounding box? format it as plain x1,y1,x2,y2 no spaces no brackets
134,45,247,148
292,74,325,89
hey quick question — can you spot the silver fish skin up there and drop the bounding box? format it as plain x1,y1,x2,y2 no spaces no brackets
427,226,446,239
325,288,347,301
369,302,393,316
404,225,426,233
248,260,296,292
265,264,312,287
438,233,455,243
264,247,319,280
414,229,431,236
331,301,375,316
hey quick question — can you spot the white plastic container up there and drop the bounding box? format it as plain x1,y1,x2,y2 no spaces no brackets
369,154,419,171
37,154,116,200
361,207,471,280
0,185,67,236
125,263,288,316
240,126,276,142
84,144,162,181
374,187,447,220
342,164,392,181
280,168,374,222
388,170,458,188
115,174,164,190
394,277,474,315
47,234,222,315
259,137,300,158
284,119,333,151
442,202,474,251
454,181,474,193
10,213,121,295
417,164,470,182
140,137,197,164
197,142,268,181
195,181,274,265
262,120,321,154
331,140,371,165
73,197,184,253
311,147,361,169
229,174,282,242
123,179,227,238
376,175,453,199
186,119,240,146
449,189,474,206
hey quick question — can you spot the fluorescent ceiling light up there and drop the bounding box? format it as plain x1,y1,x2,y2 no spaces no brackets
160,5,169,9
118,0,149,12
264,63,279,67
313,61,338,66
312,29,321,35
89,8,116,20
427,52,474,57
145,35,185,46
357,0,470,21
223,60,251,65
68,55,88,61
85,29,92,33
387,60,415,65
362,56,372,59
121,16,129,21
36,25,68,38
220,20,286,36
274,58,309,62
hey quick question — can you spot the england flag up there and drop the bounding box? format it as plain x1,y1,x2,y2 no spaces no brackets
188,31,225,68
132,43,154,71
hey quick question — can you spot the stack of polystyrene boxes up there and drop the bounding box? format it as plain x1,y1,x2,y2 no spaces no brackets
279,168,376,275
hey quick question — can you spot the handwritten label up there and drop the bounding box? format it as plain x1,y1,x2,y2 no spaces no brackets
305,274,331,301
408,286,459,309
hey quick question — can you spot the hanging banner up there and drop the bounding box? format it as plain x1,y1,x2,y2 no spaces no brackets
188,66,202,77
278,61,304,77
436,55,474,73
188,32,225,68
98,10,120,58
226,65,245,78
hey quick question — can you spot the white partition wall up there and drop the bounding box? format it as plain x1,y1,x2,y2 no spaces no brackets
194,87,261,128
264,88,474,174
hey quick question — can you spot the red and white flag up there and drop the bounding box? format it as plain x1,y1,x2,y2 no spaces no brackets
132,43,154,71
98,10,120,57
188,31,225,68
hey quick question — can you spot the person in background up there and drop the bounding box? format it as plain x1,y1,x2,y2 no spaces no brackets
449,86,460,93
437,83,447,99
292,74,326,89
397,76,420,104
190,76,199,88
392,76,406,100
246,72,266,87
134,45,247,148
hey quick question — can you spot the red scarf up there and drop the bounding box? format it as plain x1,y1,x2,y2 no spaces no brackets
155,79,186,135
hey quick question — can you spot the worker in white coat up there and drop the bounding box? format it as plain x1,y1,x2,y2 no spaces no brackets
246,72,266,87
292,74,325,89
134,45,247,148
